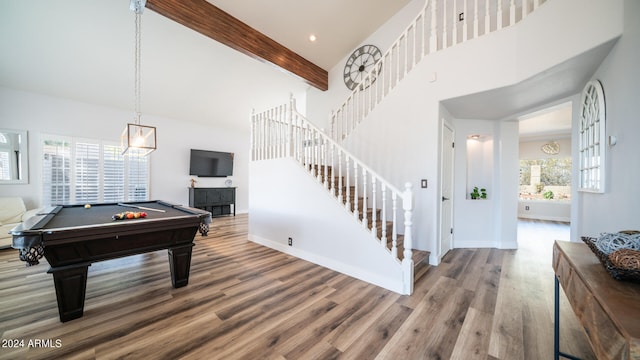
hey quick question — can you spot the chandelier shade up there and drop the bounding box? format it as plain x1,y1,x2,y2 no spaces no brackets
121,123,156,156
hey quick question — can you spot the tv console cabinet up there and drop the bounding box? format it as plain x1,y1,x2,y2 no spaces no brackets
189,187,236,217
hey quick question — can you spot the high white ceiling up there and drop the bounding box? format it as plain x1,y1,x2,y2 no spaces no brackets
206,0,413,71
0,0,412,132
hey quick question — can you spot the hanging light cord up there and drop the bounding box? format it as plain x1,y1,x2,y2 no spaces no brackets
133,2,143,124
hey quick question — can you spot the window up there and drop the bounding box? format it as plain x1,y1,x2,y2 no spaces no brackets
0,133,10,180
578,80,606,193
519,158,572,201
42,135,149,205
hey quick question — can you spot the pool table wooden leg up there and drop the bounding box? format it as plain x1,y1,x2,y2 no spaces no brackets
48,263,90,322
168,243,194,288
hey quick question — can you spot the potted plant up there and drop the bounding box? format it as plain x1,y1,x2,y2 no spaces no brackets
470,187,487,199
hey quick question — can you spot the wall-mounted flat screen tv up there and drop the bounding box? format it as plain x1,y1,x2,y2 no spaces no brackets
189,149,234,177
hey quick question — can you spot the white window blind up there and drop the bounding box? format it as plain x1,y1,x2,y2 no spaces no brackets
75,142,100,203
0,132,9,180
0,151,9,180
42,137,72,205
42,135,150,205
103,144,125,202
127,152,148,201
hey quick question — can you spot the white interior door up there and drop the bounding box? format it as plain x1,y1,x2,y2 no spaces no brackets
439,123,454,258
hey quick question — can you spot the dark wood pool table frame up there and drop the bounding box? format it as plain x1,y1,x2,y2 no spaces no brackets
11,201,210,322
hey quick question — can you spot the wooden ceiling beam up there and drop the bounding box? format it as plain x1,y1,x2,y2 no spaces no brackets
145,0,328,91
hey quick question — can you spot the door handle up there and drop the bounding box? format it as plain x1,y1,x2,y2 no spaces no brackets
442,196,450,201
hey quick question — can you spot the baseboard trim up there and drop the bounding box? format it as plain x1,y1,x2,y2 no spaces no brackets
249,234,404,294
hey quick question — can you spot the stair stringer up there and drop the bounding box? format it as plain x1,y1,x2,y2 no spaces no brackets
248,157,406,294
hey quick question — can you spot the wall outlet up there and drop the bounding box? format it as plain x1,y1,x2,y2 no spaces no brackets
459,12,464,21
288,237,293,246
525,206,530,211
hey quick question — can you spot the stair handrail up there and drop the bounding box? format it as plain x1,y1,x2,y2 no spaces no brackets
252,97,415,294
330,0,548,142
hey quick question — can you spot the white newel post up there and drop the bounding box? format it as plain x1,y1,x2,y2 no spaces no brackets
401,182,414,295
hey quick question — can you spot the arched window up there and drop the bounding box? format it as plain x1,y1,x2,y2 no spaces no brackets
578,80,606,193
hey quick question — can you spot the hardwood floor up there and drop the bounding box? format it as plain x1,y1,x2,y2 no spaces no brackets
0,215,596,359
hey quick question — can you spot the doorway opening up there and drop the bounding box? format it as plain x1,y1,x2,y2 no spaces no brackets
517,102,573,244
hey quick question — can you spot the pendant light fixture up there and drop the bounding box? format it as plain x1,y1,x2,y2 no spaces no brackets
121,0,156,156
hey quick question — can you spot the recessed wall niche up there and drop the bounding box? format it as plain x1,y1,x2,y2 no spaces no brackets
466,134,493,199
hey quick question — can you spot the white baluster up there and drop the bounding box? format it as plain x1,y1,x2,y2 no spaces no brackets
391,192,398,258
288,112,294,161
395,44,400,90
338,151,343,202
429,0,438,52
371,177,377,237
403,34,408,77
442,1,448,49
411,24,417,69
322,135,328,186
353,161,359,219
381,184,387,245
361,169,368,228
421,6,426,58
510,0,516,26
485,0,490,34
534,0,539,10
278,104,284,158
452,0,458,45
250,110,255,161
522,0,527,20
473,0,479,38
329,143,335,194
258,113,264,160
497,0,503,30
345,156,351,211
463,0,468,42
330,111,335,143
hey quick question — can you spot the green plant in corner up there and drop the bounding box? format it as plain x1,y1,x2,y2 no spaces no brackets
480,188,487,199
543,190,554,199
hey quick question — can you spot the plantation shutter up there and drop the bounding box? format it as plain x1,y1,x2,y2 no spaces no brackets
42,137,72,206
75,141,100,203
128,154,148,201
103,144,125,202
42,135,149,205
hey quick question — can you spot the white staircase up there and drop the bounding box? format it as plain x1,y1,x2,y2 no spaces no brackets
251,98,417,294
250,0,551,294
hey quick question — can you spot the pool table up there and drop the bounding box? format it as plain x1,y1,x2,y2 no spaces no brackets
10,200,211,322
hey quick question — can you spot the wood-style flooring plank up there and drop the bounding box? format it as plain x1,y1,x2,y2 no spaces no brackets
0,216,597,360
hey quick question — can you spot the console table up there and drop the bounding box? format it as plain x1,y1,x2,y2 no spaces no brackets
189,187,236,217
552,240,640,360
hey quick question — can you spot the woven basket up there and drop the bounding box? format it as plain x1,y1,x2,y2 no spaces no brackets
583,236,640,283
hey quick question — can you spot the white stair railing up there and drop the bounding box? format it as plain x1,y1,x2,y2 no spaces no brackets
252,97,415,294
330,0,548,142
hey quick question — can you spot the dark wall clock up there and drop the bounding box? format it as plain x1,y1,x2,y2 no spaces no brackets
343,44,382,90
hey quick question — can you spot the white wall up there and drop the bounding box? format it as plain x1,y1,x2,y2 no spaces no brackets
451,119,519,248
0,87,250,212
576,0,640,238
305,0,426,129
249,158,405,293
